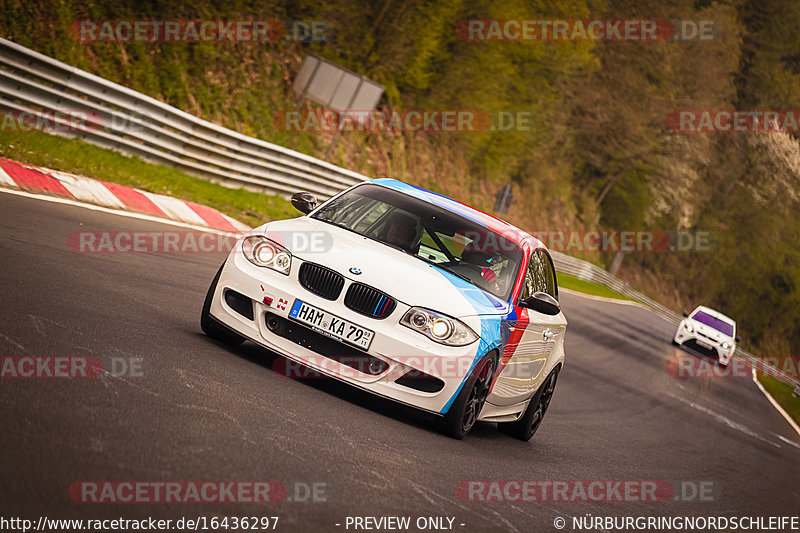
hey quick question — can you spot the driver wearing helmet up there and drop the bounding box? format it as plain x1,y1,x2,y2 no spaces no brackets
461,245,507,293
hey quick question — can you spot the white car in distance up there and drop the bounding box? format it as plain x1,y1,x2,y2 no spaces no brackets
673,305,740,367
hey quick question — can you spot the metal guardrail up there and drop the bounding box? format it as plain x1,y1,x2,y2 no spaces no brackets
1,38,795,391
552,251,800,390
0,37,366,199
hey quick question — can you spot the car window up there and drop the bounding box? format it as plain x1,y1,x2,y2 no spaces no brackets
323,195,373,226
352,202,389,233
312,184,523,300
537,250,558,299
519,249,558,303
690,310,734,337
418,229,468,262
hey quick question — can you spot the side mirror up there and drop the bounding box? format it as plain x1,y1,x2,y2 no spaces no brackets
291,192,317,214
521,291,560,316
682,311,689,318
735,336,742,343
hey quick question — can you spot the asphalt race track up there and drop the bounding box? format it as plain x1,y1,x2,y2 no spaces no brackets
1,190,798,532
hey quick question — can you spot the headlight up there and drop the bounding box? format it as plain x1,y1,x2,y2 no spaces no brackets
722,342,730,349
401,307,478,346
684,322,694,333
242,235,292,275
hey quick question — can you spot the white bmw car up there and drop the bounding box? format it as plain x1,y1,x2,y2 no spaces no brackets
201,179,567,439
673,305,739,366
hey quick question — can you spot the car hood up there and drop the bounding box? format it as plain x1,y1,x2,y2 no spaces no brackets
258,217,511,317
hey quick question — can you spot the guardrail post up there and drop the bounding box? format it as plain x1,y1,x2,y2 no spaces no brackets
608,251,625,276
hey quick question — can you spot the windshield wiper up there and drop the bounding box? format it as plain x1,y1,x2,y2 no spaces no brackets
327,220,352,230
318,218,362,236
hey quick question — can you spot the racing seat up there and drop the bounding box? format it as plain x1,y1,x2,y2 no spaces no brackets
380,211,422,254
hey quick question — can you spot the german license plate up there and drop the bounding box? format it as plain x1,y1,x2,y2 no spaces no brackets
289,300,373,350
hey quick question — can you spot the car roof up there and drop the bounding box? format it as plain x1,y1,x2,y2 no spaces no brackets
692,305,735,324
370,178,541,249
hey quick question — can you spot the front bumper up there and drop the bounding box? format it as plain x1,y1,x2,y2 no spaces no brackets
208,249,483,415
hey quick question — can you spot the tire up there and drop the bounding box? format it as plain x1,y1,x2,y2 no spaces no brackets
201,262,245,347
671,339,679,346
498,366,560,441
442,353,497,440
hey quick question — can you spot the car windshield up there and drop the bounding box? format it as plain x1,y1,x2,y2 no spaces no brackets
312,184,523,301
691,310,734,337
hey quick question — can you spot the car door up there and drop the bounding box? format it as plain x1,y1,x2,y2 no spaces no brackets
492,248,566,405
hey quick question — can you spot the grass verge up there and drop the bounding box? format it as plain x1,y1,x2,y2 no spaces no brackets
757,373,800,425
0,130,296,228
557,272,634,301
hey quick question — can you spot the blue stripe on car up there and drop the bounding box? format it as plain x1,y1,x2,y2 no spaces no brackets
373,295,385,316
431,267,508,414
440,313,504,414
